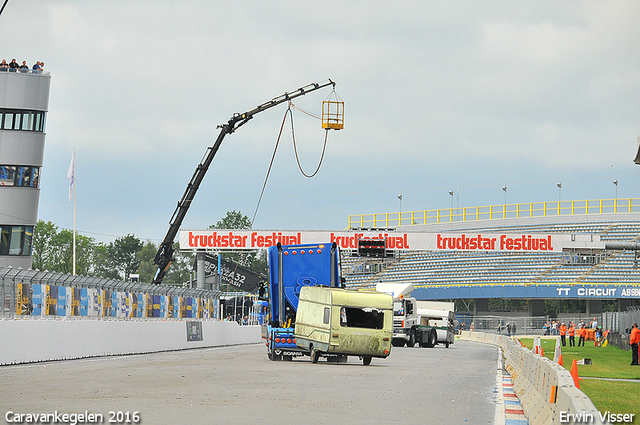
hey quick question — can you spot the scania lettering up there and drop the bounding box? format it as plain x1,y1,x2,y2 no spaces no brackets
265,242,341,361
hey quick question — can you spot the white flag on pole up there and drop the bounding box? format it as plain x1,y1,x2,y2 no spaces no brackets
67,149,75,201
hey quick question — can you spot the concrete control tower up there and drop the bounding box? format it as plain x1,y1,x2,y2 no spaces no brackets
0,69,51,268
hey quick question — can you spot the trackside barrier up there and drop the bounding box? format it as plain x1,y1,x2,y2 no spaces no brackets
460,331,603,425
0,320,262,365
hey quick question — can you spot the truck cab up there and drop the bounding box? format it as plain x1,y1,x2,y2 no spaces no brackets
265,242,341,361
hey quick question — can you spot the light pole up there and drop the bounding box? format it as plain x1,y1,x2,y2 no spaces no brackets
613,180,618,199
502,186,507,218
449,191,454,222
613,180,618,213
557,182,562,215
397,194,402,225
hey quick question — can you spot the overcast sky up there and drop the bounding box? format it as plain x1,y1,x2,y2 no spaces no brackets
2,1,640,244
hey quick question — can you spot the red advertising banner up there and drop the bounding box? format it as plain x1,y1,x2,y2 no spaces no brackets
179,229,593,253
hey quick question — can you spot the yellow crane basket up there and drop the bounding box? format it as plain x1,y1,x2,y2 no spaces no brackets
321,91,344,130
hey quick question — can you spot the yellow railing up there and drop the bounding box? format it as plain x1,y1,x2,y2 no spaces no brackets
346,198,640,229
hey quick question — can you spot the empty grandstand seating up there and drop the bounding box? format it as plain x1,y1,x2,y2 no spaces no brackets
343,219,640,290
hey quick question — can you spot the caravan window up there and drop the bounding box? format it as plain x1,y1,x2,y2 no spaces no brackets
340,307,385,330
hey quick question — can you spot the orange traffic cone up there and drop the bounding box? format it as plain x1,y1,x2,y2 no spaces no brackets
541,347,544,357
571,359,580,389
558,354,563,367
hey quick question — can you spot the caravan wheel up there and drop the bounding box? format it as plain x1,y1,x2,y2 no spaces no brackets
310,346,319,364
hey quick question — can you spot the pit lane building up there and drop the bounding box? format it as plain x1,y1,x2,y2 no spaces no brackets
0,69,51,268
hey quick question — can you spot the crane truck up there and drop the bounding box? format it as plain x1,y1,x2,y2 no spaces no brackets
264,242,341,361
151,79,337,285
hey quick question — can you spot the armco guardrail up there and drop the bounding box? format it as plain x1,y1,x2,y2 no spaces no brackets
460,331,603,425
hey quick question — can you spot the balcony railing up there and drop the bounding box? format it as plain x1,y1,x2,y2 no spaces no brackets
347,198,640,229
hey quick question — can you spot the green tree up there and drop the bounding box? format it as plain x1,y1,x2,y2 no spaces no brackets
108,234,143,280
212,210,252,230
32,220,57,271
209,210,267,275
136,240,159,283
32,220,94,275
163,242,194,285
91,243,120,280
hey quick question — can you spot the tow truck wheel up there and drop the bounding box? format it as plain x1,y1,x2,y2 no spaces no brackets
362,356,372,366
407,330,416,347
310,345,319,364
427,330,437,348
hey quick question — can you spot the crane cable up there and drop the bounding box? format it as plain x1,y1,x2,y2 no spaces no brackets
250,104,290,227
251,101,330,226
289,103,329,178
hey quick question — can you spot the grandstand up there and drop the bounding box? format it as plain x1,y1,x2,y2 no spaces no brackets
342,198,640,317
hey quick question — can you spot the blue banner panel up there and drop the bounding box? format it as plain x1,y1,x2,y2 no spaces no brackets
174,296,180,318
111,291,118,317
137,294,145,318
80,288,89,316
414,284,640,300
57,286,67,316
32,284,43,316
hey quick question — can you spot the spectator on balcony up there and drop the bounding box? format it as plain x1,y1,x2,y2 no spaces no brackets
19,61,29,72
0,59,8,71
32,61,42,74
9,58,19,72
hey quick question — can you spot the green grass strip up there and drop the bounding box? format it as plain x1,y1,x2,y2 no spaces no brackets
518,337,639,417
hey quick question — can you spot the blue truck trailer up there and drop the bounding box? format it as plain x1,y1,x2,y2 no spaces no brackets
265,242,341,361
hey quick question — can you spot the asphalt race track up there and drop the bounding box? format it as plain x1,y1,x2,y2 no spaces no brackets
1,340,500,425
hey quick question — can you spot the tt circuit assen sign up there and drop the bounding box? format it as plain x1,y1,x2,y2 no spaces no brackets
179,230,582,253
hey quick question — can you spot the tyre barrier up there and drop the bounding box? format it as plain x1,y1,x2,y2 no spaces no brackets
459,331,603,425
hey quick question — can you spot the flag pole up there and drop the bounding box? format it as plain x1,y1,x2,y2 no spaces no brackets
72,163,76,276
68,148,76,275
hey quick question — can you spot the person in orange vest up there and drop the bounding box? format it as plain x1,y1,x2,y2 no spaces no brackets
630,323,639,366
577,324,586,347
568,322,576,347
559,322,568,346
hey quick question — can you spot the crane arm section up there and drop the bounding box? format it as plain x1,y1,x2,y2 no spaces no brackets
152,79,336,284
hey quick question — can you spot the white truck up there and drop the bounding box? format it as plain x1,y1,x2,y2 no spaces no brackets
376,283,455,348
416,302,456,348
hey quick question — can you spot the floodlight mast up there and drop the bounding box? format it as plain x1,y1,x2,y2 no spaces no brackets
152,79,336,285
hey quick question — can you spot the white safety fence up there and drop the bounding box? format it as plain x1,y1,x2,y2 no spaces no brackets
459,331,603,425
0,319,263,365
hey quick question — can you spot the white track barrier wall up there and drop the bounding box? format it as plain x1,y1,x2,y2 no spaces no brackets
0,319,262,365
460,331,603,425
